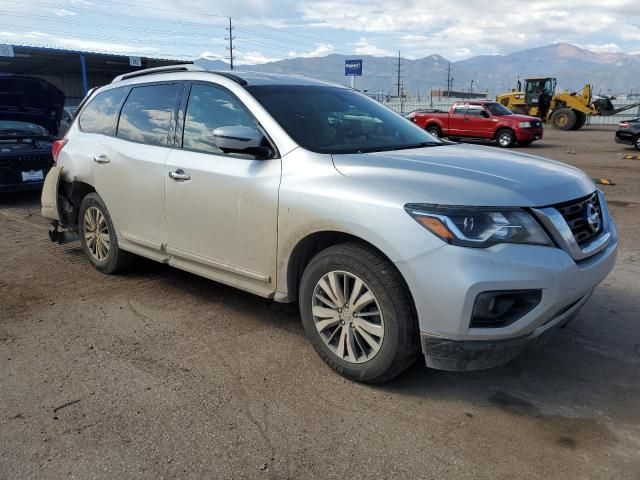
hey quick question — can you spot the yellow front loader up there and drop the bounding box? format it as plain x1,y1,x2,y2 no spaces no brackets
496,77,640,130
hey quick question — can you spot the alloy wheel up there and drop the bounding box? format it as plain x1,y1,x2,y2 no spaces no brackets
311,271,385,364
83,206,110,261
498,132,513,147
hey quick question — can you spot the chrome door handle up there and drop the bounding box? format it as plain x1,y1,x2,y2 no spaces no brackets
93,154,110,164
169,169,190,181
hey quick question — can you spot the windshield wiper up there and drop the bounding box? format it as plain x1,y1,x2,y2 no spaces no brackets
353,141,442,154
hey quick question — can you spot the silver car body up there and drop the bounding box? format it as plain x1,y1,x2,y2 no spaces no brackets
45,68,617,370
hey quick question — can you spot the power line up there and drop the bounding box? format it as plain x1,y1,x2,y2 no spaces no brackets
0,23,226,49
0,12,226,37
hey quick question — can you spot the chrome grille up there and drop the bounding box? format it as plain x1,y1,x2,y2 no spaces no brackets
553,192,602,246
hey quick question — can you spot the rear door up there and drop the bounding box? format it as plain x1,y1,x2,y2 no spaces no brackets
447,103,468,136
449,103,467,137
164,82,281,295
464,104,494,138
93,82,183,256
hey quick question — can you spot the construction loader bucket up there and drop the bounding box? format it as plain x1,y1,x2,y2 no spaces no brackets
592,98,615,116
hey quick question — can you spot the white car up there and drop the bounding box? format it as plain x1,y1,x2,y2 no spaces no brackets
41,65,617,383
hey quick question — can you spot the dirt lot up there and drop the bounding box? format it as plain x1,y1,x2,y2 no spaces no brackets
1,126,639,479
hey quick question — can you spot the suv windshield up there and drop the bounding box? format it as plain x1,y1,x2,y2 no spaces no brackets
485,103,513,116
247,85,442,154
0,120,48,135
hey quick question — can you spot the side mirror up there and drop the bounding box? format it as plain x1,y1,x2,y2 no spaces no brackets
481,110,490,118
213,126,271,158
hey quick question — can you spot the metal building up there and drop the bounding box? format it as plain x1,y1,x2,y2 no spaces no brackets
0,44,188,106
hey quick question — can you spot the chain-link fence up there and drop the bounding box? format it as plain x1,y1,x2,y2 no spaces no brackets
382,97,640,125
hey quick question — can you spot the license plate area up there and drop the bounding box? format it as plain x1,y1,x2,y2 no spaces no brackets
21,170,44,182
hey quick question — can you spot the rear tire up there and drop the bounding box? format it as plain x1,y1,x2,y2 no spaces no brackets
426,125,441,138
572,111,587,130
550,108,576,130
634,135,640,151
299,243,420,384
79,193,133,274
495,129,516,148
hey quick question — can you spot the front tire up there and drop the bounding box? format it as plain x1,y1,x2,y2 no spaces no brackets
79,193,132,274
426,125,441,138
496,129,516,148
550,108,576,130
299,243,419,384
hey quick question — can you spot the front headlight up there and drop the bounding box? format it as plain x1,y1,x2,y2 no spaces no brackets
518,121,531,128
405,204,553,248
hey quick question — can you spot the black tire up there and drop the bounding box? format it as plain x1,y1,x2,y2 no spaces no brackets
78,192,133,274
572,111,587,130
299,243,420,384
425,125,441,138
550,108,576,130
495,128,516,148
634,135,640,151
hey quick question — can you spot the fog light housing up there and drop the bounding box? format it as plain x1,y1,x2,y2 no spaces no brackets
471,290,542,328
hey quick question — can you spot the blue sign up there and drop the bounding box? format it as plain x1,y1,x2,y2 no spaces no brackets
345,59,363,76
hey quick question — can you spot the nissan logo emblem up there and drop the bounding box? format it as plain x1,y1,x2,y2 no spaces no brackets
585,203,601,233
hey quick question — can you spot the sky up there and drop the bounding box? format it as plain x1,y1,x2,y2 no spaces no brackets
1,0,639,63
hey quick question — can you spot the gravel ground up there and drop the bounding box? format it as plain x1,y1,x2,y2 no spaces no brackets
1,126,639,479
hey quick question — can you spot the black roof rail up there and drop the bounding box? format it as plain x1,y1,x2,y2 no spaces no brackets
112,64,203,82
209,71,248,86
111,64,249,86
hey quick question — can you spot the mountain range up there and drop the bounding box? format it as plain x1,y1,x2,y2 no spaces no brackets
196,43,640,97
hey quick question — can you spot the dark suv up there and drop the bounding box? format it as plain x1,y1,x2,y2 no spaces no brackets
615,118,640,151
0,76,64,192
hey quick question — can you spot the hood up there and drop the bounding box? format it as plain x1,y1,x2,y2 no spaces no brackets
506,114,542,124
332,143,595,207
0,76,65,136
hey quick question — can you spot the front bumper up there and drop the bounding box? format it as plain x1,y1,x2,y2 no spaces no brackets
614,131,634,145
395,220,617,371
515,127,543,142
0,179,45,193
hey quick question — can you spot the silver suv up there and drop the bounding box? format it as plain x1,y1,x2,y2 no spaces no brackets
41,65,617,383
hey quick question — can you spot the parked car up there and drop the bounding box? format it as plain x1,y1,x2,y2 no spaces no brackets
58,106,79,137
615,118,640,150
407,100,543,147
41,66,617,383
0,75,64,192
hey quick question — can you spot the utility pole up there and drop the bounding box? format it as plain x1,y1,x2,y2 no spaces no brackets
446,63,452,98
470,79,474,94
395,51,402,98
225,17,235,70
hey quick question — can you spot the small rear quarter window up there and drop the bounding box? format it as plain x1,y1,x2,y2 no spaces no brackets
79,88,127,135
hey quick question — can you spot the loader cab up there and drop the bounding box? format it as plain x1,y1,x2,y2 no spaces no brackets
524,78,556,106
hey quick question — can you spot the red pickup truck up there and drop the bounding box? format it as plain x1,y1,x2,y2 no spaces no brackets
406,101,543,148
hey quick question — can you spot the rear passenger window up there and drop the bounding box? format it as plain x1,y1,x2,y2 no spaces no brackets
182,83,257,155
466,105,486,116
79,88,127,135
117,84,181,147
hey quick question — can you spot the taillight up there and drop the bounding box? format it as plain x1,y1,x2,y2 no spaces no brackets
52,139,68,163
618,122,630,128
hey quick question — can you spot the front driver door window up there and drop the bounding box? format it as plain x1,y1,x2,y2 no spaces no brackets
164,83,281,292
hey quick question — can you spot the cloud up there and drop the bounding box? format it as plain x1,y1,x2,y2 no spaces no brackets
52,9,77,16
353,37,392,56
241,51,281,63
289,43,335,57
575,43,623,53
299,0,640,58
